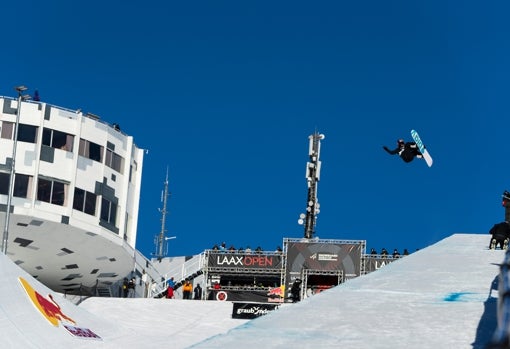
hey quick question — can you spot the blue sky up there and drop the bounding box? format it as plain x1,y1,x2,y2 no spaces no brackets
1,1,509,258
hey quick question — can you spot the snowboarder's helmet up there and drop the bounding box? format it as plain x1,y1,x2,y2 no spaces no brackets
397,139,405,145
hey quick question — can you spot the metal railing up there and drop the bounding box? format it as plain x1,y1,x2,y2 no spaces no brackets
151,252,207,298
487,250,510,348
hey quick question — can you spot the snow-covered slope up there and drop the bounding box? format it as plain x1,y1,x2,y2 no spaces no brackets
0,233,502,348
192,233,502,349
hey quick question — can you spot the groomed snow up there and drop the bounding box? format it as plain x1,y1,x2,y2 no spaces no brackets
0,233,503,348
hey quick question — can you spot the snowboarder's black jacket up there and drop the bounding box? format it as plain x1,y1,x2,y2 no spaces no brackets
383,142,421,163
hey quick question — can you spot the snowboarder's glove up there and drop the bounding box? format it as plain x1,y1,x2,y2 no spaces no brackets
383,146,390,152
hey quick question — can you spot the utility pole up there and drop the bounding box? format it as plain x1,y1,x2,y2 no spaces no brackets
2,86,30,254
298,131,325,239
154,169,171,260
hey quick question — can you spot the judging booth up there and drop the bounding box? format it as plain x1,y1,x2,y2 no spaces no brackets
201,237,366,303
203,250,285,303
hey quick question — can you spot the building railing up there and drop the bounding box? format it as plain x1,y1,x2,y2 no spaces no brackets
487,250,510,348
150,252,207,298
0,96,127,135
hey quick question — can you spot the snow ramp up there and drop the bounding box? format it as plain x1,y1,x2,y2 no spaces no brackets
192,234,504,349
0,233,505,348
0,251,247,348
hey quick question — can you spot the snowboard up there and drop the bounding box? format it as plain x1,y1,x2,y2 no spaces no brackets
410,129,433,167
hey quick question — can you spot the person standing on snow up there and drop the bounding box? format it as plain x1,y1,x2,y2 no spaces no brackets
489,221,510,250
182,280,193,300
383,139,423,163
193,283,203,300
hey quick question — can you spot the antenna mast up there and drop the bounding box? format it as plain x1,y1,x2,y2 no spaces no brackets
154,168,170,260
298,131,325,239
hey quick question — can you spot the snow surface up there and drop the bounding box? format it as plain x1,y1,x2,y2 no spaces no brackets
0,233,504,348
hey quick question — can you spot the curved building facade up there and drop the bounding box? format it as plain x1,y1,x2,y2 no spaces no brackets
0,96,144,294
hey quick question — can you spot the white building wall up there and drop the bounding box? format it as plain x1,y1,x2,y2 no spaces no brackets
126,146,144,247
0,96,144,250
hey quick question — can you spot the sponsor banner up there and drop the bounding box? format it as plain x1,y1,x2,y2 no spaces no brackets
363,255,398,273
208,288,285,303
284,241,364,301
207,252,283,270
232,302,279,319
18,276,102,340
63,325,102,340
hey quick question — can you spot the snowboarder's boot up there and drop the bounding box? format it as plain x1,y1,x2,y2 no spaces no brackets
503,238,509,250
490,238,497,250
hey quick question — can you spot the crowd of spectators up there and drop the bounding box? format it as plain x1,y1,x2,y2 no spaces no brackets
211,242,283,254
369,248,411,258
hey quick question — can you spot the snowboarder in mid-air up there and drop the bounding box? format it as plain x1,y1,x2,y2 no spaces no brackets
383,139,423,163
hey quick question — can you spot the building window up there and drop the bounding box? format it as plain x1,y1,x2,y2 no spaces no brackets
0,173,7,195
100,197,117,225
13,174,31,198
78,138,103,162
105,149,124,174
73,188,97,216
0,173,32,198
1,122,13,139
18,124,38,143
42,128,74,151
130,161,137,182
1,122,38,143
37,177,68,206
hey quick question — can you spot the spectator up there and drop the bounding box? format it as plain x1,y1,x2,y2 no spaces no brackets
127,277,136,298
370,248,377,255
122,278,129,298
238,246,244,253
290,278,302,303
245,246,252,254
275,246,283,253
182,280,193,300
194,283,203,300
212,244,219,251
228,245,236,253
403,249,410,256
166,284,174,299
489,221,510,250
208,282,221,300
255,246,262,254
141,269,149,297
392,249,401,258
220,242,227,251
33,89,40,102
168,277,176,289
381,248,388,257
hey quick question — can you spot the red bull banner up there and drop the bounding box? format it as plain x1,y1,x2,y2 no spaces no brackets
18,277,102,340
207,252,284,271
